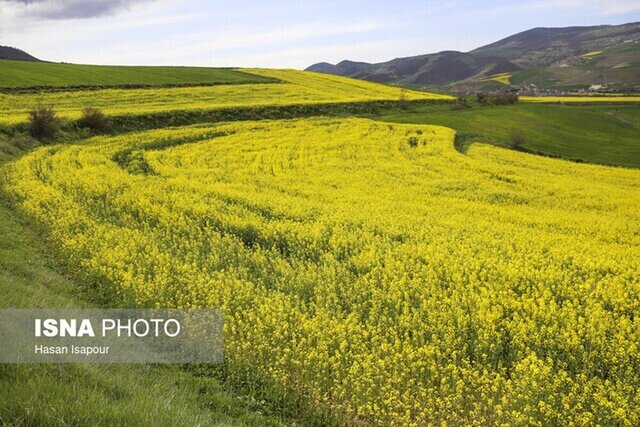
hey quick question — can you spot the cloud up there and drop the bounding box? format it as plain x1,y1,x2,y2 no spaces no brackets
467,0,640,20
531,0,640,15
586,0,640,15
1,0,155,19
75,19,387,66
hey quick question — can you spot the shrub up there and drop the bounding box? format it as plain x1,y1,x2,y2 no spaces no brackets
476,92,519,105
28,105,58,139
501,92,519,104
399,89,408,110
77,107,109,132
452,93,471,110
510,131,526,150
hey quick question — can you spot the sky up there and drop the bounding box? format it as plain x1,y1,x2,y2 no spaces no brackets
1,0,639,68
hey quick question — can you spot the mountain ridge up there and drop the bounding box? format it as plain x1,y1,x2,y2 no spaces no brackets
0,46,40,62
306,22,640,91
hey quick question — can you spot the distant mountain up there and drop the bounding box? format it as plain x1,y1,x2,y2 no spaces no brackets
471,23,640,67
0,46,40,61
309,52,522,85
306,22,640,91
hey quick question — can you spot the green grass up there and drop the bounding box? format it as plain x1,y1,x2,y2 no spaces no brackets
0,60,274,89
0,136,291,426
372,103,640,168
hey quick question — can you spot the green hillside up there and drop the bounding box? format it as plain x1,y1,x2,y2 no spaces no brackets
0,59,275,89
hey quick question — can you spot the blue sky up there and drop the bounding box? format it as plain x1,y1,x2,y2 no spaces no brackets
1,0,639,68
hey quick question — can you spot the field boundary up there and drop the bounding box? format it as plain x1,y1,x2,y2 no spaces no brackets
453,131,594,165
2,99,452,135
0,78,283,94
108,99,452,132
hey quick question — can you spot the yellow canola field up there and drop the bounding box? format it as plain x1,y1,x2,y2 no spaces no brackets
581,51,603,58
480,72,511,85
3,118,640,426
0,69,449,125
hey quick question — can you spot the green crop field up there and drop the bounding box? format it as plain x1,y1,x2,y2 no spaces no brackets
0,59,274,88
373,103,640,168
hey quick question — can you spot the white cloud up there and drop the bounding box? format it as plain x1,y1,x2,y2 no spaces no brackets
0,0,637,68
182,38,432,68
168,20,385,57
478,0,640,17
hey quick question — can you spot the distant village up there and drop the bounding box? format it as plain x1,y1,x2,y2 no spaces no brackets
504,83,637,96
454,82,639,97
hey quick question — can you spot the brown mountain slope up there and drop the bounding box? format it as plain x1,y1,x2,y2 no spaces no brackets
306,22,640,91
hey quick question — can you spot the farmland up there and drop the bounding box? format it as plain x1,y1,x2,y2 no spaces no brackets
373,103,640,168
479,72,511,85
0,138,288,426
0,69,449,125
0,59,275,88
3,113,640,425
1,54,640,426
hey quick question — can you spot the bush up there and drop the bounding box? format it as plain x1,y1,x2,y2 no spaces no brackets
28,105,58,139
501,92,519,105
452,93,471,110
399,89,408,110
510,131,526,150
77,107,109,132
476,92,519,105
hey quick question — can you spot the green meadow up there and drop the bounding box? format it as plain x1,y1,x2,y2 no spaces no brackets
374,103,640,168
0,59,274,89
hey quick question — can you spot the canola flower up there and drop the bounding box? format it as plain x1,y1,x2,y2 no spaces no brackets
0,69,449,125
3,118,640,425
479,72,511,85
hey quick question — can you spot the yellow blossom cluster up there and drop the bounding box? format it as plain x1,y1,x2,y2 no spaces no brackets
3,118,639,425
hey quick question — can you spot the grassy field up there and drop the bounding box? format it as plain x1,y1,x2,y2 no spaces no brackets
3,118,639,425
0,59,274,88
0,69,449,125
373,103,640,168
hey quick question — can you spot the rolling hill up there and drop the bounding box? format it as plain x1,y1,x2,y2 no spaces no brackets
0,45,40,61
306,22,640,92
0,59,278,89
